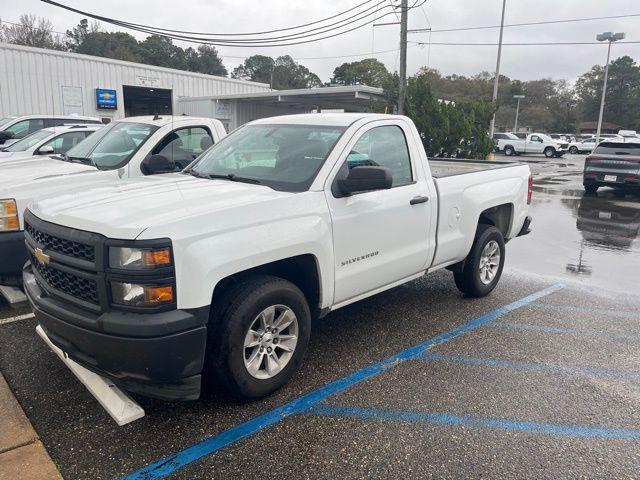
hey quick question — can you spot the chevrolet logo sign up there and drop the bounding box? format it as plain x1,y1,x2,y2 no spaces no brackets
34,247,50,266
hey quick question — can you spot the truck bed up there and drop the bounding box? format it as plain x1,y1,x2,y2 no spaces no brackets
429,158,519,178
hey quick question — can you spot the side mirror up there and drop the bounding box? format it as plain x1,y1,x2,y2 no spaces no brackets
337,166,393,196
141,154,176,175
38,145,55,155
0,131,14,145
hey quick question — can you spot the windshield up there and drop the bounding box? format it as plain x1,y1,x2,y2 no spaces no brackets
3,129,51,151
190,124,346,192
65,121,158,169
593,142,640,156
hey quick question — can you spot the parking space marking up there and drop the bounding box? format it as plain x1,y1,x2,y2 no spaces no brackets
420,353,640,378
490,321,640,341
529,303,640,319
122,283,564,480
304,404,640,441
0,313,35,326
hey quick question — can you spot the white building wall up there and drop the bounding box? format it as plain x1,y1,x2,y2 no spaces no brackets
0,43,270,121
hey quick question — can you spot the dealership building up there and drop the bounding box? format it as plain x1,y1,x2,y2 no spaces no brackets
0,43,384,131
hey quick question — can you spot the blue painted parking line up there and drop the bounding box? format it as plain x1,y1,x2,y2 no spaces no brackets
420,353,640,378
529,303,640,319
490,321,640,341
121,283,564,480
305,404,640,441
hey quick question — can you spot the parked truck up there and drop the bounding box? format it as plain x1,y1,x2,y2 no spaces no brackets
0,115,226,304
497,133,568,158
23,113,533,424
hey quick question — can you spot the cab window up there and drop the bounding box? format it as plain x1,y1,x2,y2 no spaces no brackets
6,119,45,139
346,125,413,187
152,126,213,170
39,131,93,154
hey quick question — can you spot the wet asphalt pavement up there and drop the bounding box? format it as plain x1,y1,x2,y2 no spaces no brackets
1,153,639,479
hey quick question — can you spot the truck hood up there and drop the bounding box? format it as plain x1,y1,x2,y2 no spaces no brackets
29,173,295,240
0,157,97,186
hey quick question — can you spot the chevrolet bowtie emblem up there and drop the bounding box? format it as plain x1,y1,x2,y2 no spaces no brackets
34,247,50,266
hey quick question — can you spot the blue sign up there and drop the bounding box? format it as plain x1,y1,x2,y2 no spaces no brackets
96,88,117,110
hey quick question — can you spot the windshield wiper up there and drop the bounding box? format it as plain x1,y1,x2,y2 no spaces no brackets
189,171,261,184
68,155,95,167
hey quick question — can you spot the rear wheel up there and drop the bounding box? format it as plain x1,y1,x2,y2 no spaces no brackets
454,225,506,298
207,275,311,400
544,147,555,158
504,145,515,156
569,146,578,154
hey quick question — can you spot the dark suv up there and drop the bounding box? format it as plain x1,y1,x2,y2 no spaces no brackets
583,141,640,194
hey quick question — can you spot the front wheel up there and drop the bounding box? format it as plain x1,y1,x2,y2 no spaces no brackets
544,147,555,158
207,275,311,400
454,225,506,298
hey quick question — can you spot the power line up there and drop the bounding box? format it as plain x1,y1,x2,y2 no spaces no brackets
412,40,640,46
425,12,640,34
40,0,379,37
40,0,428,46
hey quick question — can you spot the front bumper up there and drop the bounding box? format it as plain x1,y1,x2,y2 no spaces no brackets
24,264,208,401
0,231,27,285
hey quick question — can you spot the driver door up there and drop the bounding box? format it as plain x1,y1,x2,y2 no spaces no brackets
325,121,432,306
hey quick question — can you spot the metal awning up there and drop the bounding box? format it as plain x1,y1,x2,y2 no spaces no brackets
182,85,385,111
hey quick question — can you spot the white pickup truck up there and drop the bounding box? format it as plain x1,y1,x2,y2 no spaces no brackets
0,115,226,301
23,113,533,421
497,133,569,158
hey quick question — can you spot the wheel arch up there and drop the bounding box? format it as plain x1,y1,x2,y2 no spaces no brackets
210,254,324,320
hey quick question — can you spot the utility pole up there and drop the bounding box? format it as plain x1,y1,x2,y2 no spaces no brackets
488,0,507,140
398,0,408,115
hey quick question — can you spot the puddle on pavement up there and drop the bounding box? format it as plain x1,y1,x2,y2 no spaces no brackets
508,188,640,295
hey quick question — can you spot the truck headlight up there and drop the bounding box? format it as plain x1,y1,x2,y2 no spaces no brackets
109,246,172,269
0,199,19,232
111,282,175,307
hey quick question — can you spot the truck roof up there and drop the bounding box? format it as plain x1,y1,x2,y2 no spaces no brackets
117,115,222,127
249,113,403,127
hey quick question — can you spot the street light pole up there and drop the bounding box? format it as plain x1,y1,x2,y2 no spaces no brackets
513,94,525,132
489,0,507,140
595,31,625,145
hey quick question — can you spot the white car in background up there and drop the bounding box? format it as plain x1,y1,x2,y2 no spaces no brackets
568,137,597,154
0,115,102,147
497,133,569,158
0,125,102,162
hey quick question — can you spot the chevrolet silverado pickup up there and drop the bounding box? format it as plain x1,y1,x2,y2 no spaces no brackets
497,133,568,158
23,113,533,421
0,115,225,302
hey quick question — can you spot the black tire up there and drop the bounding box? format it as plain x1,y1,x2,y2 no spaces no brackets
454,224,506,298
206,275,311,400
569,146,578,154
583,184,599,195
504,145,515,156
544,147,555,158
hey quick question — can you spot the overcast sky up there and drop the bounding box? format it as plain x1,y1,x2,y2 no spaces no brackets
3,0,639,83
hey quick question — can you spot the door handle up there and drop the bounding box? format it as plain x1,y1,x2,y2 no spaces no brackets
410,195,429,205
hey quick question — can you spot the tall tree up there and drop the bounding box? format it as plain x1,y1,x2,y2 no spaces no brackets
75,31,141,63
190,45,227,77
575,56,640,130
231,55,275,84
232,55,321,89
330,58,392,87
1,14,65,50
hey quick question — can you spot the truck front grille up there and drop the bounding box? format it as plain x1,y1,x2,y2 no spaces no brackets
30,254,99,304
25,222,95,262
